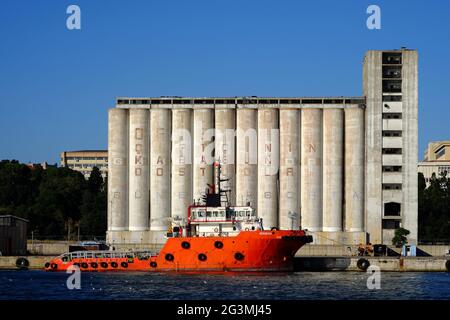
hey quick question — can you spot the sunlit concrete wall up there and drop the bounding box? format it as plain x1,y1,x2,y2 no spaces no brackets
107,100,368,244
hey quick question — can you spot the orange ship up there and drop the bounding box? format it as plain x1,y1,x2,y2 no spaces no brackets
45,162,312,272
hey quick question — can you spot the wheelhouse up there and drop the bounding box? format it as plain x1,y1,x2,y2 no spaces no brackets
189,206,257,222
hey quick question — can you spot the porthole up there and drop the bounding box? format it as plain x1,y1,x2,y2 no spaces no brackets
181,241,190,249
165,253,174,262
234,252,245,261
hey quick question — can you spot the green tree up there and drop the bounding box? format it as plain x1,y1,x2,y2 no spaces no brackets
79,167,107,238
0,160,109,240
392,227,410,247
418,171,450,242
30,166,86,238
0,160,34,218
87,167,104,193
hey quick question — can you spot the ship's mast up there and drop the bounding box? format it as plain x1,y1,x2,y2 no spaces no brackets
214,161,231,207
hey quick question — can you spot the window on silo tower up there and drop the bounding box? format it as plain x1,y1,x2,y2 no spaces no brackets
384,202,401,216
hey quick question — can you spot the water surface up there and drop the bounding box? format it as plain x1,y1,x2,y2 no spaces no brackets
1,270,449,300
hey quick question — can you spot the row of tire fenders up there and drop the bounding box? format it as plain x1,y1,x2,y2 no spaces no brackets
45,260,129,270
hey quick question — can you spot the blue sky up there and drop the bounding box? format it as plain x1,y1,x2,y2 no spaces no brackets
0,0,449,164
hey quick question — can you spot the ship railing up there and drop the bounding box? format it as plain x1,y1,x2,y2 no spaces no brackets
190,217,259,223
60,250,158,260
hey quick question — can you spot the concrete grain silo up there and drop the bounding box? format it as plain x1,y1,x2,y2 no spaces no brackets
107,49,418,246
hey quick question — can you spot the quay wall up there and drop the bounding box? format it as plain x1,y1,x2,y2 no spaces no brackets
294,256,450,272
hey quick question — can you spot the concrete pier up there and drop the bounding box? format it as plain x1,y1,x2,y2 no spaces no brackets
294,256,450,272
0,256,56,270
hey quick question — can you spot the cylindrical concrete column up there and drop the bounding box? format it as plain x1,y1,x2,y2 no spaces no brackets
345,107,365,232
301,108,323,232
257,109,279,229
171,108,192,220
193,109,214,202
108,108,128,231
236,108,258,208
128,108,150,231
279,109,300,230
215,108,236,205
323,109,344,232
150,109,171,231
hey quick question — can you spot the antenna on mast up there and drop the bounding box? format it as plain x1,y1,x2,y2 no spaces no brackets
214,160,231,207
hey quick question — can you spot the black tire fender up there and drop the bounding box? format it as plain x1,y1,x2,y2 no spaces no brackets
357,258,370,271
16,257,29,269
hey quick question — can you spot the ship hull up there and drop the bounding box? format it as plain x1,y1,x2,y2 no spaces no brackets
45,230,312,272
